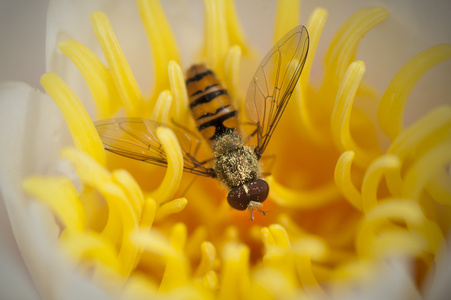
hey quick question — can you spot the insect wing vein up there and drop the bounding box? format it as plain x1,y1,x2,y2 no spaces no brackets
244,25,309,155
95,118,215,177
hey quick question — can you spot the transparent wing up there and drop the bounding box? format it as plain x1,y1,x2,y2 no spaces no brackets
244,25,309,156
95,118,216,177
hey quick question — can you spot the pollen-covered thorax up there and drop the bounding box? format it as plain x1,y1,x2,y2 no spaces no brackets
212,134,260,189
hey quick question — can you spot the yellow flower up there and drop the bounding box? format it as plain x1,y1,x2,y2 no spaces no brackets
1,0,451,299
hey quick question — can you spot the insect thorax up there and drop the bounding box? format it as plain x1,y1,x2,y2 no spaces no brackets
212,134,261,189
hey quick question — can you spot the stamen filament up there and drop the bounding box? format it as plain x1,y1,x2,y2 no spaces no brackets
378,44,451,141
334,151,363,210
361,155,400,214
168,60,191,125
58,39,120,119
137,0,180,95
90,12,145,116
274,0,300,42
332,60,381,167
322,8,389,99
150,90,172,124
23,177,87,232
267,176,341,208
40,72,106,165
203,0,229,77
147,127,184,204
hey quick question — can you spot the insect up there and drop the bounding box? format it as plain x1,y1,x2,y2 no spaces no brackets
95,25,309,220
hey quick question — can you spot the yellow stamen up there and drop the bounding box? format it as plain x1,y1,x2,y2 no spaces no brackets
203,0,229,77
137,0,180,95
155,197,188,221
150,90,172,124
147,127,184,204
168,60,191,125
195,241,217,278
90,12,145,116
386,106,451,197
261,225,297,286
322,8,389,99
58,39,120,119
295,255,327,298
402,138,451,200
224,45,242,104
224,0,252,55
40,72,106,166
218,242,250,300
112,169,144,217
273,0,300,42
334,151,362,210
59,230,122,282
357,199,424,256
361,155,400,214
61,148,139,276
159,223,189,292
23,176,87,232
300,8,328,90
331,60,381,167
378,44,451,141
267,176,341,208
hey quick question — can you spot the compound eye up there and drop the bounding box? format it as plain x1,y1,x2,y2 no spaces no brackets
227,179,269,211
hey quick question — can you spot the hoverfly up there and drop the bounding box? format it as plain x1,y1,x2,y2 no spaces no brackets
95,25,309,220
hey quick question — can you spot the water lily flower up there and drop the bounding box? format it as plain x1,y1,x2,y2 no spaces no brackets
1,0,451,299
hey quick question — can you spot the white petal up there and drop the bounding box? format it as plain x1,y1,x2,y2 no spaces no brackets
0,82,109,299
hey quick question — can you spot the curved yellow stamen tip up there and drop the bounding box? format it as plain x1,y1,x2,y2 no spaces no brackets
61,147,139,276
357,199,424,256
295,255,327,298
261,225,297,286
59,230,122,281
267,176,341,208
155,197,188,221
23,176,87,232
402,138,451,200
90,11,144,116
334,151,362,210
361,155,400,214
139,198,157,229
219,242,250,300
202,270,219,290
378,44,451,141
253,268,297,299
292,237,328,261
160,223,189,292
195,241,217,278
147,127,184,204
40,72,106,166
168,60,191,125
150,90,172,124
300,8,328,91
133,230,176,257
58,39,120,119
385,106,451,197
332,61,381,167
137,0,180,94
322,7,389,96
224,45,242,104
112,169,144,217
203,0,229,77
273,0,300,42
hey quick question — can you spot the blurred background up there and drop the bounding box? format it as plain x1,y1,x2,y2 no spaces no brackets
0,0,50,89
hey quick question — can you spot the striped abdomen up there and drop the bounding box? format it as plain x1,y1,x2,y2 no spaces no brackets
186,64,240,147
